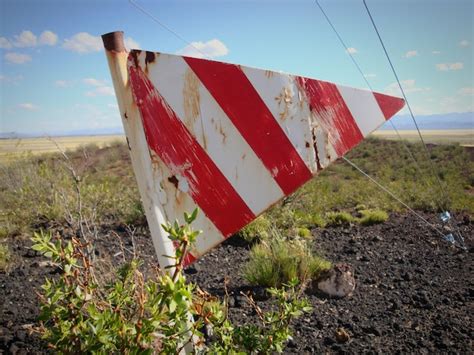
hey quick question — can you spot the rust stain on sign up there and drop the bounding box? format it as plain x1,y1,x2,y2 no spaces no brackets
167,175,179,189
275,87,293,120
145,51,156,65
183,68,201,125
265,70,274,78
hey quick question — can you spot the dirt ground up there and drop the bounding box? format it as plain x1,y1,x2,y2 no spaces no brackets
1,212,472,354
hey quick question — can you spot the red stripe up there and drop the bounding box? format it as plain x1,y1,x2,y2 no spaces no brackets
296,78,364,157
373,92,405,120
128,55,255,238
184,57,313,196
182,252,197,266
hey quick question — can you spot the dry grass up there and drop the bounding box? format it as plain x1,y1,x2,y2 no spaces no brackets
0,135,126,162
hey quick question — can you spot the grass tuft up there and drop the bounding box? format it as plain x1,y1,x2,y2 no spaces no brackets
239,215,271,243
326,211,354,226
244,237,331,288
297,227,312,239
358,209,389,226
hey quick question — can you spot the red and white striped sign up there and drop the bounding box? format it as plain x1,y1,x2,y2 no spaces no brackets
126,50,404,265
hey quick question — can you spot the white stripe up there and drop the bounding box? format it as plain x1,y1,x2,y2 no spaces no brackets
242,67,318,173
138,52,285,217
336,85,386,136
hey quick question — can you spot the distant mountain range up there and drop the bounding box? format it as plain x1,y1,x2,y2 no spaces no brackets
1,112,472,139
378,112,473,131
0,127,125,139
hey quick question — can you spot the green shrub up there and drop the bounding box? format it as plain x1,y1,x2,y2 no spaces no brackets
33,210,311,353
358,209,389,226
208,278,312,353
244,237,331,288
32,213,201,353
326,211,354,226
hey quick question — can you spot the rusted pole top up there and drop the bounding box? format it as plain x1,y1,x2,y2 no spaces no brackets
102,31,126,52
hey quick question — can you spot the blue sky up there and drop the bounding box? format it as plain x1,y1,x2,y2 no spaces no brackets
0,0,472,135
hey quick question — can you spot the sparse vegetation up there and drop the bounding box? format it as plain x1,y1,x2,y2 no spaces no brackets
0,142,142,241
1,135,472,353
244,236,331,288
32,211,311,353
1,138,472,267
262,138,473,233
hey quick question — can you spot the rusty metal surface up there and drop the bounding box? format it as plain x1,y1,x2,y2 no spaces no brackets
120,49,404,264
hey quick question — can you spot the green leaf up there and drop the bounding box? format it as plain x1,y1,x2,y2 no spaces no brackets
169,299,177,313
190,208,198,222
31,243,44,252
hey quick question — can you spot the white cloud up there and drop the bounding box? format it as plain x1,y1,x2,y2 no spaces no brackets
0,74,23,84
18,103,39,111
384,79,430,95
459,39,470,47
86,86,115,97
364,73,376,78
177,39,229,59
346,47,357,54
458,87,474,96
432,50,441,55
63,32,102,53
83,77,114,96
63,32,139,54
83,78,106,87
0,37,12,49
4,52,32,64
1,30,58,49
54,80,69,88
14,30,37,47
39,30,58,46
404,50,418,58
436,62,464,71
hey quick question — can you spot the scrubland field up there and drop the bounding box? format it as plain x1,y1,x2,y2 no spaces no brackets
372,129,473,146
0,136,472,353
0,135,126,161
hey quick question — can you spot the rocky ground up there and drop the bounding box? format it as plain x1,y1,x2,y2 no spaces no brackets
1,212,472,354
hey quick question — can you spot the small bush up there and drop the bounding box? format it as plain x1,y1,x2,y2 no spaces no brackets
244,237,331,288
358,209,389,226
239,215,271,243
33,210,311,353
326,211,354,226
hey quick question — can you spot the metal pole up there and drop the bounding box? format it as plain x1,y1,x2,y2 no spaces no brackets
101,31,176,272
